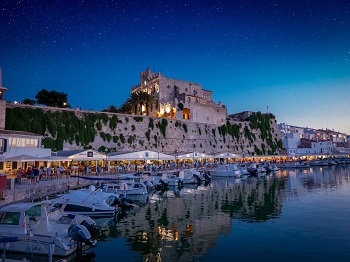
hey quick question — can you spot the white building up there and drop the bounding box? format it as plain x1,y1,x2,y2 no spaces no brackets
278,123,336,156
0,130,51,173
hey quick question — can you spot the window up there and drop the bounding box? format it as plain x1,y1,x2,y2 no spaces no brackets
8,137,39,148
0,212,20,225
26,205,41,217
0,139,3,152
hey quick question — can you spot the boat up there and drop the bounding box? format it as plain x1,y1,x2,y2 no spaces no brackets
238,163,250,175
142,170,181,188
101,181,148,195
209,164,242,178
0,201,95,257
178,169,204,184
52,185,119,217
248,162,267,176
278,161,310,169
261,162,279,172
197,167,212,181
48,199,99,236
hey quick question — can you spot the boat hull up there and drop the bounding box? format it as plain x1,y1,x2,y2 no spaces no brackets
0,234,76,257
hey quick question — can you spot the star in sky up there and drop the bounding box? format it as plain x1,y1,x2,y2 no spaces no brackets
0,0,349,133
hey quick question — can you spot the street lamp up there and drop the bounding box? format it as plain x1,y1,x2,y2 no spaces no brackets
175,150,178,168
105,148,109,173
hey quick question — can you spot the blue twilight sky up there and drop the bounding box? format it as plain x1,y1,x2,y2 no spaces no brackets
1,0,350,134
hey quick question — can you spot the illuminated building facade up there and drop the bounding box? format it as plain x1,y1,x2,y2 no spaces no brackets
131,68,227,125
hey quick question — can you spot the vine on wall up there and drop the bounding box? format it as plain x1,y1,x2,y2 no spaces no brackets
5,106,283,154
5,107,104,151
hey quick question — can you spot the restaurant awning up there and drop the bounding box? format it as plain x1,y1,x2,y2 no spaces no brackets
108,150,175,161
55,150,107,161
177,152,212,159
4,155,40,162
213,152,242,159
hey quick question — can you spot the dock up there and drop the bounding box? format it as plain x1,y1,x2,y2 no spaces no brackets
0,174,120,206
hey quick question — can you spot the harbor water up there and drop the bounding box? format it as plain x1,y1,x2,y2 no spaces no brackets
8,165,350,261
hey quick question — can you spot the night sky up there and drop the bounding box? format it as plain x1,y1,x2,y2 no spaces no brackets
1,0,350,133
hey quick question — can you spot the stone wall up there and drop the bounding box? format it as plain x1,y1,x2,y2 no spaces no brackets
5,103,282,155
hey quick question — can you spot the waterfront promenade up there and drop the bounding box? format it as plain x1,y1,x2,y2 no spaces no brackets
0,173,120,206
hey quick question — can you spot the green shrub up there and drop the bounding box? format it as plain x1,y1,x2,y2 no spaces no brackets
149,118,154,129
113,135,119,143
145,130,151,141
182,123,188,133
120,133,125,143
156,119,168,137
133,116,143,122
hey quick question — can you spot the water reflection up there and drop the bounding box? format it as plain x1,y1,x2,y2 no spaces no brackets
12,165,350,261
91,165,349,261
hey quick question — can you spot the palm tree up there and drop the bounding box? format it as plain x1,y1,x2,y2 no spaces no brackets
116,91,155,116
102,105,119,113
118,99,133,114
130,91,154,116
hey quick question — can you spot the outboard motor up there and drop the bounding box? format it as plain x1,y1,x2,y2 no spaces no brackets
118,194,133,209
159,179,169,189
203,171,212,181
154,180,168,191
107,195,119,207
143,180,155,190
193,174,201,183
80,217,99,237
68,225,96,247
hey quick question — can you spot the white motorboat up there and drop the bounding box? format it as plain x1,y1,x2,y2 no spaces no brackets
178,169,204,184
261,162,279,172
143,171,181,187
209,164,242,178
238,163,250,175
48,199,98,236
248,162,267,176
53,185,119,217
101,181,148,195
278,161,310,168
0,201,94,257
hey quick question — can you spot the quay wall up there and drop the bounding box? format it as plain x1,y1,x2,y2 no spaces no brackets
0,177,93,206
5,103,283,156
